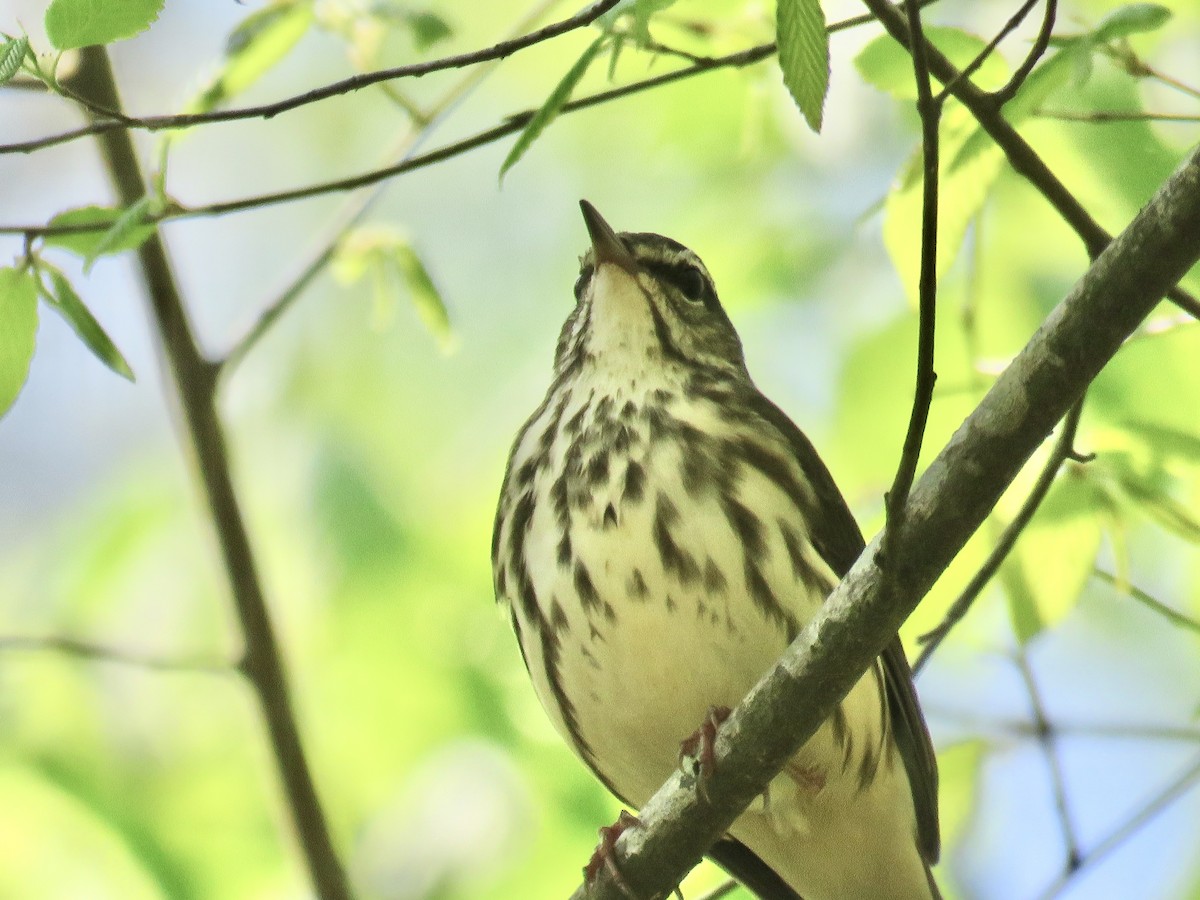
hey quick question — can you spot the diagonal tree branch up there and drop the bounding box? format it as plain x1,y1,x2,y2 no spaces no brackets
571,135,1200,900
69,47,351,900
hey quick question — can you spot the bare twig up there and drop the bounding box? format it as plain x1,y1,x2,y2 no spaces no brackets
915,400,1086,672
217,0,558,378
1016,652,1081,870
0,635,235,674
856,0,1200,321
1037,108,1200,124
0,0,622,156
882,0,941,558
935,0,1042,103
992,0,1058,105
1034,754,1200,900
70,47,351,900
692,879,741,900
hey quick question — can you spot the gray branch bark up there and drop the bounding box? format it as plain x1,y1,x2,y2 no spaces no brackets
571,141,1200,900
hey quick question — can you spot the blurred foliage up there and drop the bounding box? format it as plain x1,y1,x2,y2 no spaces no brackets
1,0,1200,899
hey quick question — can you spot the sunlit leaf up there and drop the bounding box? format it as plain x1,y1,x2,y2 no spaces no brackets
38,264,135,381
1094,3,1172,43
776,0,828,132
1004,471,1104,640
405,10,452,50
0,35,29,85
45,0,163,50
0,267,39,418
45,205,155,259
599,0,677,43
884,104,1005,302
500,35,607,180
855,26,1009,100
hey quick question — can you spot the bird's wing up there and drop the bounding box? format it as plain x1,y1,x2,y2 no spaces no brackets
748,391,941,862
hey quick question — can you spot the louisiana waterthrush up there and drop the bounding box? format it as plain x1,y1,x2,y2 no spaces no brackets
493,202,940,899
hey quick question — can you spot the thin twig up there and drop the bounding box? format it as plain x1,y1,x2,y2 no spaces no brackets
1092,568,1200,635
992,0,1058,105
855,0,1200,321
1016,651,1082,871
1037,108,1200,124
0,0,622,156
217,0,558,377
1034,754,1200,900
71,47,351,900
915,400,1086,672
0,635,235,674
2,42,778,239
935,0,1042,103
882,0,941,558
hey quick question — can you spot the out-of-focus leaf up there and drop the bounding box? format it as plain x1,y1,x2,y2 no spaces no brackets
884,104,1005,302
855,26,1009,100
393,244,452,350
1094,3,1172,42
84,196,157,272
0,35,29,85
599,0,677,43
313,446,408,569
776,0,828,132
1111,464,1200,544
193,1,313,112
1004,471,1104,641
405,10,451,50
38,264,134,381
44,205,156,258
950,49,1076,170
500,35,606,180
332,225,453,348
45,0,163,50
938,740,986,848
0,266,39,418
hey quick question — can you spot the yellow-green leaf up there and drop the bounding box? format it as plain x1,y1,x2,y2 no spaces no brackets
855,26,1009,100
84,196,157,273
44,205,156,259
39,264,134,381
394,244,453,350
0,267,39,418
776,0,828,132
500,35,607,180
45,0,163,50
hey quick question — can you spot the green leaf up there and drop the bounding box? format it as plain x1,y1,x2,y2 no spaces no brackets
776,0,829,132
0,36,29,85
38,264,134,381
45,0,164,50
500,35,607,180
1094,3,1171,42
84,196,157,273
855,26,1009,99
405,11,452,50
394,244,452,350
44,205,156,258
194,2,313,112
883,104,1005,302
1005,472,1104,641
0,267,39,418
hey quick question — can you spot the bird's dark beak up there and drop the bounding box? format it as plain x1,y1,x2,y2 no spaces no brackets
580,200,638,275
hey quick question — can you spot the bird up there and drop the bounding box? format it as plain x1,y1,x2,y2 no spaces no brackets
492,201,941,899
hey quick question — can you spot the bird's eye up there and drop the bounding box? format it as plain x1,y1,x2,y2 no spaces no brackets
676,265,707,304
574,265,594,301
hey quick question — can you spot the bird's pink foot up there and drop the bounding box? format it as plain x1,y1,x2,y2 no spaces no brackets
678,705,732,799
583,809,640,897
